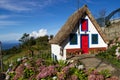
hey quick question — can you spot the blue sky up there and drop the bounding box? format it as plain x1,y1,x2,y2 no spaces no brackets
0,0,120,42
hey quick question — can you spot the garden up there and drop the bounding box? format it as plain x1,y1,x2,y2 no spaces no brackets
5,55,118,80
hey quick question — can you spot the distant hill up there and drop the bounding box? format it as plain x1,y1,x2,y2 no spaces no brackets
2,42,19,50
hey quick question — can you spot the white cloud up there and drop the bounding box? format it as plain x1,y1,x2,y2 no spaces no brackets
0,0,32,11
30,29,47,38
0,0,67,12
0,0,52,12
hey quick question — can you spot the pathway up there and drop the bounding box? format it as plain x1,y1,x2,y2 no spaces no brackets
68,54,120,79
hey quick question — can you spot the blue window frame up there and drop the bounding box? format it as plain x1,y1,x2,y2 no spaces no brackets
70,33,77,45
92,34,98,44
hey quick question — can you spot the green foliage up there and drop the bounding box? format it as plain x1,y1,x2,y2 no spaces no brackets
36,50,51,60
3,46,21,56
97,46,115,57
78,70,87,80
24,68,34,79
97,45,117,58
27,37,36,46
109,58,120,68
58,60,66,67
19,33,29,44
18,77,25,80
36,35,50,50
44,59,56,66
107,45,117,56
56,60,67,71
96,45,120,68
69,67,87,80
100,69,111,78
8,71,16,80
87,68,96,75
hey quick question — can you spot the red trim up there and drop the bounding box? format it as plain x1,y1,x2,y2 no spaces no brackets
89,47,107,51
66,48,82,54
88,47,107,54
66,47,107,54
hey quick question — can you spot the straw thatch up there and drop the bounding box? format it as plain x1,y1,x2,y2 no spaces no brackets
49,5,108,45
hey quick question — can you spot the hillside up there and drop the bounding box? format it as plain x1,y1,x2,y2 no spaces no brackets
1,35,51,71
1,34,120,80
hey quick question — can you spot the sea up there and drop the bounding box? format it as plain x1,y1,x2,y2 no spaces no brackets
1,42,20,50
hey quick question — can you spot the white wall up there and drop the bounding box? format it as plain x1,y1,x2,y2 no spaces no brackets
51,44,66,60
85,16,107,48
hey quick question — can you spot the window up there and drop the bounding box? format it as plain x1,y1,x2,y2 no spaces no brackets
92,34,98,44
70,33,77,45
81,19,88,31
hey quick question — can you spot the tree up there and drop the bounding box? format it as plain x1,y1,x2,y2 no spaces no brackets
19,33,29,44
19,33,31,50
98,9,106,18
50,35,54,40
97,9,107,27
28,37,36,46
36,35,50,50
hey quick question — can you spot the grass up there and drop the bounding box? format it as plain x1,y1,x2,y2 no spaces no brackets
2,49,51,72
2,50,27,71
96,45,120,68
3,50,27,63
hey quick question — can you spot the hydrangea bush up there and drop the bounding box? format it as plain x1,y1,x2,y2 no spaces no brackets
7,57,119,80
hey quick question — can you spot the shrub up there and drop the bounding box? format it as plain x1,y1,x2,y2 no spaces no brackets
36,65,57,79
57,72,65,80
13,64,25,80
8,71,15,80
24,68,34,78
96,45,120,68
100,69,111,78
69,67,87,80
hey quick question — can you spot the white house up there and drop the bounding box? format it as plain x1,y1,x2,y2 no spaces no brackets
49,5,108,60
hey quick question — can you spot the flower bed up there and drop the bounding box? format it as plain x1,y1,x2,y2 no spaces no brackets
6,57,119,80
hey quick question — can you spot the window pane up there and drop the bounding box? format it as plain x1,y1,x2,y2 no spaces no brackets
81,19,88,31
70,34,77,45
92,34,98,44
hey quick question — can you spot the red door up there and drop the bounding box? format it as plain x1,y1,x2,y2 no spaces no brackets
81,35,89,54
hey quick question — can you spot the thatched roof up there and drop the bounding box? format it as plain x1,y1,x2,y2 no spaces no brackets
49,5,108,45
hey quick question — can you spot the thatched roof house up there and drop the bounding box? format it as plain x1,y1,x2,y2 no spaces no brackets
49,5,108,60
49,5,108,45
